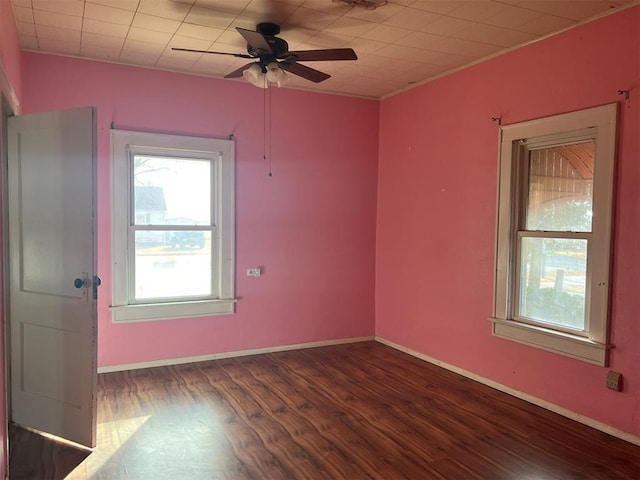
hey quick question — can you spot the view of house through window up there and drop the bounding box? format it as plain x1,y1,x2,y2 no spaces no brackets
517,142,594,331
132,155,214,301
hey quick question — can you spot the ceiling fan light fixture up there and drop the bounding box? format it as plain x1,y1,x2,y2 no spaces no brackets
242,63,267,88
266,63,289,87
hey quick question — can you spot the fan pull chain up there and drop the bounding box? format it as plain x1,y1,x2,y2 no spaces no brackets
268,86,273,177
263,83,267,165
261,81,273,177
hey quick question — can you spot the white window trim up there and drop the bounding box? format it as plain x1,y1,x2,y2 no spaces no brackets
110,130,236,323
490,104,617,366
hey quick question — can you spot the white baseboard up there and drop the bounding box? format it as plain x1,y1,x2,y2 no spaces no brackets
376,336,640,446
97,336,375,373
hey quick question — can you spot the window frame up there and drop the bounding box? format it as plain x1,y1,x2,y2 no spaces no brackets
111,130,236,323
490,104,617,366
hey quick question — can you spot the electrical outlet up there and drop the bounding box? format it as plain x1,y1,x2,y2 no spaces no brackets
606,371,622,392
247,268,261,277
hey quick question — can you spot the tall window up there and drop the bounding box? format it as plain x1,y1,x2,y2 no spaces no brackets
111,130,235,322
491,104,616,366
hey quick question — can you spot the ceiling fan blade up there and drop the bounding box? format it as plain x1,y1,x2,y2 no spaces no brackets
171,47,252,59
287,48,358,62
224,63,256,79
236,27,272,53
279,62,330,83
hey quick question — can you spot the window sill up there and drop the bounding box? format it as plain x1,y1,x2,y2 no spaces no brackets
489,317,609,366
111,299,236,323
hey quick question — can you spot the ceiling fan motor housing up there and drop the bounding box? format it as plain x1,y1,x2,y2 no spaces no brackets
248,23,289,59
256,22,281,36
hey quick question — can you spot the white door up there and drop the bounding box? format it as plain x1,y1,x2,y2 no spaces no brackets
7,107,97,448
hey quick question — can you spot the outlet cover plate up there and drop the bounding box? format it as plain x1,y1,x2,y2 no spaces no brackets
606,371,622,391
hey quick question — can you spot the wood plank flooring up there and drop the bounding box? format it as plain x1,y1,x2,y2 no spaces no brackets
9,341,640,479
9,425,90,479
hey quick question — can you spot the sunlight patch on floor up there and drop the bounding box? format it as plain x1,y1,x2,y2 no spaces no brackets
65,415,151,479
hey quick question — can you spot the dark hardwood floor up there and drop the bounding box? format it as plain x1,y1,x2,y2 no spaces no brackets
9,341,640,479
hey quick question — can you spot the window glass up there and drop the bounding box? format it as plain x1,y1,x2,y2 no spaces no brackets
134,230,212,301
525,142,594,232
133,156,211,226
518,237,587,330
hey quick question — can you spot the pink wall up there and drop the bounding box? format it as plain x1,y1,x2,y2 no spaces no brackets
21,53,379,367
0,0,22,107
377,6,639,436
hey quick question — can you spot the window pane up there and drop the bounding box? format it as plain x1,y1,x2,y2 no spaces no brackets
133,156,211,226
518,237,587,330
525,142,594,232
134,230,212,300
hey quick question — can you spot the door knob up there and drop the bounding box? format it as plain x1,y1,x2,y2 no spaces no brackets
93,276,102,300
74,278,86,288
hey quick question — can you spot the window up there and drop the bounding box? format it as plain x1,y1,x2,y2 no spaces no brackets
111,130,235,322
490,104,617,366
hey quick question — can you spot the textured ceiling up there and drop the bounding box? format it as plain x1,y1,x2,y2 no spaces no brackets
10,0,636,99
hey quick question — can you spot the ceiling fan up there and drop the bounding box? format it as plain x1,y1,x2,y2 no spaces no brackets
172,22,358,85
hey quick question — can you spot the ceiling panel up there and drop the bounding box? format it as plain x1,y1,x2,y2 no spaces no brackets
82,31,127,49
83,18,130,37
84,3,136,25
175,23,225,41
16,22,36,37
132,13,182,33
87,0,140,11
12,5,34,23
10,0,635,99
32,0,84,16
137,0,191,20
